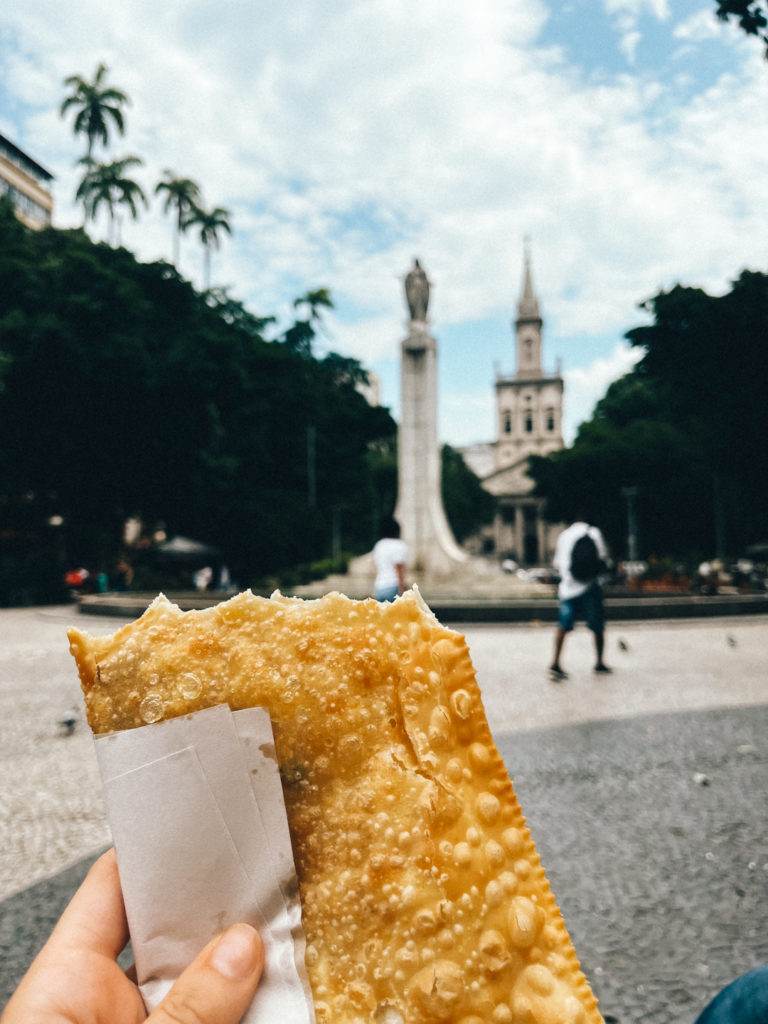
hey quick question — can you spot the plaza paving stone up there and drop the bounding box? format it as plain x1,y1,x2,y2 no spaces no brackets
1,604,767,1020
499,706,768,1023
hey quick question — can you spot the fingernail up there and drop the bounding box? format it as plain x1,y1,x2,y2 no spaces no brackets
210,923,261,981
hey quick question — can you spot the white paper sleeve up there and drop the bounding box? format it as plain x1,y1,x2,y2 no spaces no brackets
95,704,315,1023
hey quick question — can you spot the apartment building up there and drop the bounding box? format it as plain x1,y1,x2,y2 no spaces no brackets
0,132,54,229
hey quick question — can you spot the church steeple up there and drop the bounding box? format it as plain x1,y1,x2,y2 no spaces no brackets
514,241,543,377
488,244,565,568
517,239,541,322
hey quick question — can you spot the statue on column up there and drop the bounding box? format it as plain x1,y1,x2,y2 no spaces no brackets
404,259,430,322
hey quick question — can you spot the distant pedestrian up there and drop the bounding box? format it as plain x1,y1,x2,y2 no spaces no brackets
549,520,611,681
114,557,133,591
372,517,408,602
194,565,213,591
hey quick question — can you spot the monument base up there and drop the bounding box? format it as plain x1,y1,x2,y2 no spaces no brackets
290,551,555,602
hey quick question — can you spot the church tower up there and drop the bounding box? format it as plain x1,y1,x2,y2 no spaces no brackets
478,246,565,566
515,250,543,378
494,247,564,471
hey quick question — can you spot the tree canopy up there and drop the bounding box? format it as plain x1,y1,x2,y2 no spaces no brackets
0,198,397,600
60,62,232,282
529,271,768,562
75,155,148,243
441,445,497,544
715,1,768,55
183,203,232,289
60,62,129,159
155,171,202,267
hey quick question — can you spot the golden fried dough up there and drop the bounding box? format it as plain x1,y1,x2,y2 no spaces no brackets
68,589,603,1024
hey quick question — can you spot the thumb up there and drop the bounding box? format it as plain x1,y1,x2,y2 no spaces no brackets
148,923,264,1024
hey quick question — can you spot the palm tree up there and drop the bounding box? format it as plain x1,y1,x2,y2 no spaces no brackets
155,171,202,268
60,62,129,161
76,156,148,245
285,289,335,355
185,204,232,289
294,288,334,322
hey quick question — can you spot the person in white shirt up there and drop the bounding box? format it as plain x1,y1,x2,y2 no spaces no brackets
372,518,408,601
549,520,612,682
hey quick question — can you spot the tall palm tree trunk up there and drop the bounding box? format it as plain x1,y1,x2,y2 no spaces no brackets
203,244,212,291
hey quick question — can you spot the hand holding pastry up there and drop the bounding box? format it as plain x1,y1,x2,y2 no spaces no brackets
1,849,264,1024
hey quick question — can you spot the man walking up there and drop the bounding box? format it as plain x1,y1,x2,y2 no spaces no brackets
549,520,612,682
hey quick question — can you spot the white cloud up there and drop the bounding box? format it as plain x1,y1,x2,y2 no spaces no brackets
603,0,671,63
2,0,767,447
440,391,497,448
563,343,643,442
673,8,722,42
327,313,401,366
620,29,643,62
604,0,670,18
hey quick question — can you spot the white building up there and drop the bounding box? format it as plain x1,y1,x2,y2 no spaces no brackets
467,250,565,566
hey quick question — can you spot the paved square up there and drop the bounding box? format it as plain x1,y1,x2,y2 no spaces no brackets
1,605,767,1020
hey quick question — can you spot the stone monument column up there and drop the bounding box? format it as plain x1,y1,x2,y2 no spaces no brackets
395,260,467,577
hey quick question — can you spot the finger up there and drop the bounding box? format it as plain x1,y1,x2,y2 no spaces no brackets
44,848,130,963
1,849,141,1024
149,923,264,1024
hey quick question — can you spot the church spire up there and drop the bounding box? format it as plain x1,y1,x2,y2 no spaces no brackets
517,237,541,322
514,240,543,378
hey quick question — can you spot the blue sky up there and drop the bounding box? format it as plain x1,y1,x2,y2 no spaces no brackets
2,0,767,447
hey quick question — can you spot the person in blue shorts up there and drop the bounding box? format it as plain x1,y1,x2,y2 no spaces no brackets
549,520,612,682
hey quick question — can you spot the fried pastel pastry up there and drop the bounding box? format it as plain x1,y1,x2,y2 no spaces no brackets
68,589,603,1024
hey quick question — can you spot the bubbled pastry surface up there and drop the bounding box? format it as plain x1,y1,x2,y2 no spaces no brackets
68,589,603,1024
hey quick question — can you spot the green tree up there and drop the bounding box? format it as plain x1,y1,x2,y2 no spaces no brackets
627,273,768,554
529,380,712,560
530,271,768,561
60,62,129,160
185,204,232,289
0,205,397,595
155,171,202,267
205,287,276,337
441,445,496,543
284,288,334,356
75,156,148,244
715,1,768,55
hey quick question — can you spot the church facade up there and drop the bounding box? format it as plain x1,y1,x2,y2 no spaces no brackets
467,251,565,566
